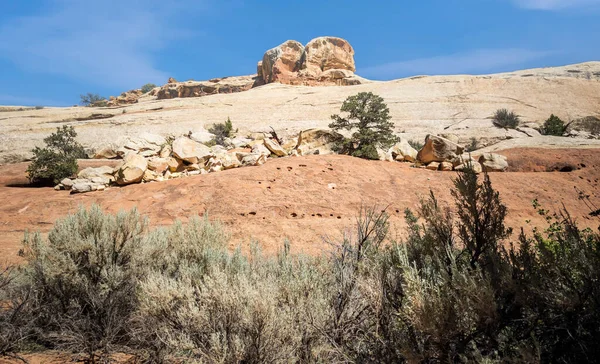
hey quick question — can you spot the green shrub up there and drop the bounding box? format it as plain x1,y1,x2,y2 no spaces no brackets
26,126,86,185
208,117,233,146
329,92,399,160
79,93,107,107
140,83,157,94
493,108,520,129
540,114,567,136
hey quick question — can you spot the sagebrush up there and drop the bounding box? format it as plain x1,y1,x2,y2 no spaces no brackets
493,108,520,129
2,168,599,362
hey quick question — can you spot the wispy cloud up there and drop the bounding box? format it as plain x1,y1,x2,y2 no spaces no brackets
361,48,554,80
0,0,203,90
511,0,600,10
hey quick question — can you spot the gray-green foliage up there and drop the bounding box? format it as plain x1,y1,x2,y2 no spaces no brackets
2,172,600,362
493,108,520,129
26,126,86,185
329,92,399,160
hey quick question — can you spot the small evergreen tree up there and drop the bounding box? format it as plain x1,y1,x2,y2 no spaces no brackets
79,93,107,107
208,117,234,146
540,114,566,136
26,126,86,185
140,83,157,94
329,92,399,160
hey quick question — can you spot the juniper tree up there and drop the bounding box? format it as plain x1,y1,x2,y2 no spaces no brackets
329,92,398,160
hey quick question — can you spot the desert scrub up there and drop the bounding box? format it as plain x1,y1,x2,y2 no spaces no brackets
3,174,600,362
208,117,233,146
492,108,520,129
26,125,86,185
79,93,107,107
408,139,424,151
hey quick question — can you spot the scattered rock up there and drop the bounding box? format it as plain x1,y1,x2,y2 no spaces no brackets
172,137,212,164
167,157,185,172
93,147,118,159
455,160,483,174
390,139,418,162
252,142,271,157
426,162,440,171
440,161,453,171
107,89,142,106
114,153,148,185
147,157,170,174
479,153,509,172
417,135,464,164
295,128,343,156
117,133,166,157
77,166,115,184
263,138,287,157
241,153,267,166
190,130,215,144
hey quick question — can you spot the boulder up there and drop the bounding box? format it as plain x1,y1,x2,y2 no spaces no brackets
295,128,343,156
142,169,160,182
426,162,440,171
241,153,267,166
479,153,509,172
172,137,212,164
227,137,252,149
251,142,271,157
77,166,115,184
190,130,215,144
60,178,74,189
452,153,479,167
159,144,172,158
216,153,242,170
167,157,185,172
147,157,170,174
440,162,453,171
71,180,106,194
302,37,356,77
417,135,464,164
118,133,166,157
455,161,483,174
261,40,305,84
114,153,147,185
263,138,287,157
390,139,418,162
93,147,118,159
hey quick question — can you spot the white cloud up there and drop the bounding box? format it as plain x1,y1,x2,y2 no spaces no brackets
361,48,553,79
511,0,600,9
0,0,202,90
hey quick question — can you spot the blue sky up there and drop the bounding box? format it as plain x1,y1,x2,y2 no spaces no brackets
0,0,598,106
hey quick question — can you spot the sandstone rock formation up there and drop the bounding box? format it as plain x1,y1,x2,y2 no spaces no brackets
390,139,418,162
261,40,305,84
107,89,143,106
172,136,212,164
156,76,263,100
417,135,465,164
479,153,509,172
259,37,364,86
114,153,148,185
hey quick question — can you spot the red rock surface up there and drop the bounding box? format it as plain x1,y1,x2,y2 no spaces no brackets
1,149,599,264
